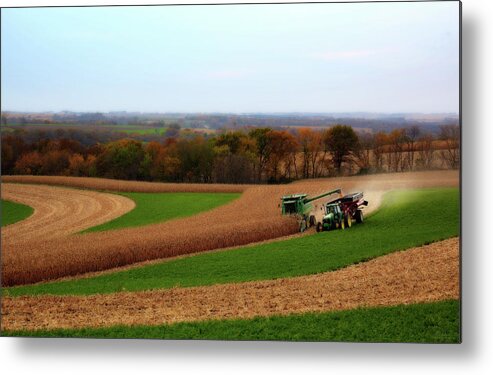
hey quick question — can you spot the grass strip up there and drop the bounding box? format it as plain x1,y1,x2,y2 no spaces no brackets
6,188,459,296
1,199,34,226
2,300,460,343
83,192,239,232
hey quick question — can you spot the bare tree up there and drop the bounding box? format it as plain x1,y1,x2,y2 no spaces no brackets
352,132,373,173
439,125,460,169
405,125,421,171
416,133,436,170
373,132,388,172
388,129,407,172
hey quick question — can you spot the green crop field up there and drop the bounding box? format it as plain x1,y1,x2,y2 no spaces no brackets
1,199,34,226
7,188,459,297
3,300,460,343
83,192,240,232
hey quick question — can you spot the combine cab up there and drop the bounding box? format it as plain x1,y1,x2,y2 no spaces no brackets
316,192,368,232
280,189,342,232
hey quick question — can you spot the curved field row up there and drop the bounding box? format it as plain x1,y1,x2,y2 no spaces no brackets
1,184,135,245
7,187,459,296
4,301,460,343
82,192,240,233
0,237,459,331
1,170,459,286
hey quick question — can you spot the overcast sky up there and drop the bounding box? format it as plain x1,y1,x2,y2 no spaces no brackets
1,2,460,113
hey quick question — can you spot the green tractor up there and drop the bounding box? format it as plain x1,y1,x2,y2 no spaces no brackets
316,202,347,232
316,192,368,232
280,188,342,232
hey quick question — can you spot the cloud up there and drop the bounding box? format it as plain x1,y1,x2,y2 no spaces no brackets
314,50,375,61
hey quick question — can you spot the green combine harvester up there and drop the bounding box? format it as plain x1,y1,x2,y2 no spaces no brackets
281,188,369,232
280,188,342,232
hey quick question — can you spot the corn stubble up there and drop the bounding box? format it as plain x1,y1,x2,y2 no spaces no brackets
1,171,459,286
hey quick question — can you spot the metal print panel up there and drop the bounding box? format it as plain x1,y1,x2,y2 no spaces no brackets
0,1,461,342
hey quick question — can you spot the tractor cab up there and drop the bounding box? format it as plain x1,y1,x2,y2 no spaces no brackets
317,202,345,231
323,202,343,220
325,203,341,216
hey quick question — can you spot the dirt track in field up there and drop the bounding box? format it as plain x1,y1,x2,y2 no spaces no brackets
1,184,135,245
1,170,459,286
1,238,459,331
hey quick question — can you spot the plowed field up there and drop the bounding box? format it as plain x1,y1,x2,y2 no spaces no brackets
0,238,459,331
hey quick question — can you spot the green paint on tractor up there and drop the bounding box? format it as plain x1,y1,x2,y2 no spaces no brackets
281,189,369,233
280,189,342,232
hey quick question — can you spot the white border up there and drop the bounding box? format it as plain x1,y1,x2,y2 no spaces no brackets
2,1,492,374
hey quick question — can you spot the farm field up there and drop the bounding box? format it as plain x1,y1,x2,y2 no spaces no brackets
1,199,33,226
4,300,460,343
1,237,458,331
1,170,458,286
83,192,240,232
6,188,459,296
1,183,135,244
0,170,460,341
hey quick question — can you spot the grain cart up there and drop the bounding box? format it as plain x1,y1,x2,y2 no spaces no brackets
316,192,368,232
280,188,342,232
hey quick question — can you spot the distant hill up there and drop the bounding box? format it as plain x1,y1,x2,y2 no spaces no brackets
2,111,459,135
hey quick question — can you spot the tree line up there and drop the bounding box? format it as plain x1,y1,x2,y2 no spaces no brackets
1,124,460,184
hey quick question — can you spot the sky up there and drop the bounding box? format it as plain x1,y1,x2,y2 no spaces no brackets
1,2,460,114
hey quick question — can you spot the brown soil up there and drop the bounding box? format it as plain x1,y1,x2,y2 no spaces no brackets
1,170,459,286
1,238,459,331
2,175,248,193
1,184,135,245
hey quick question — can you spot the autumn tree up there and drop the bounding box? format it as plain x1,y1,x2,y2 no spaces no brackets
249,128,272,182
388,129,407,172
439,125,460,169
373,132,388,172
297,128,318,178
145,141,181,181
96,139,147,180
416,133,435,170
212,131,256,183
352,132,374,173
176,136,214,182
39,150,71,175
265,130,298,182
67,153,97,176
14,151,43,175
323,125,359,174
2,135,28,174
404,125,421,171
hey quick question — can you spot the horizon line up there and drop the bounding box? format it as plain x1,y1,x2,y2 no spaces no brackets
2,110,460,116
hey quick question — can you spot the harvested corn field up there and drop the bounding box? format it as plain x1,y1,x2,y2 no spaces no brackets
1,238,459,331
2,175,248,193
1,183,135,244
1,170,459,286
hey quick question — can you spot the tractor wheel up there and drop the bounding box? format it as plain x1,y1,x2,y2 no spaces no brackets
299,219,307,232
344,212,352,228
316,222,323,233
340,218,345,230
355,210,364,224
309,215,316,227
